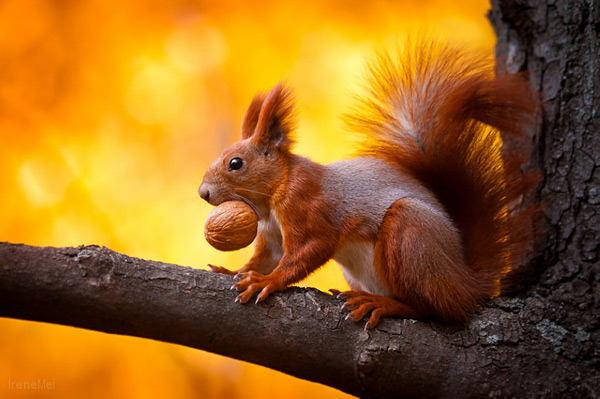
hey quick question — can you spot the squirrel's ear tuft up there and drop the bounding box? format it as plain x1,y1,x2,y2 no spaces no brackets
241,93,266,139
252,83,296,151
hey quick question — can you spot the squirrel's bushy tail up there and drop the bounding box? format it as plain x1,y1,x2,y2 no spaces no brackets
348,40,541,296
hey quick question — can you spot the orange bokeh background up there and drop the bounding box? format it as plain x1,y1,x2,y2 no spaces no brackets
0,1,494,397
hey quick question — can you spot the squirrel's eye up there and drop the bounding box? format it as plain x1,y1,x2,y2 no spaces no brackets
228,157,243,171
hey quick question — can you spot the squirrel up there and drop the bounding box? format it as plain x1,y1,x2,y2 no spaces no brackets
198,40,540,329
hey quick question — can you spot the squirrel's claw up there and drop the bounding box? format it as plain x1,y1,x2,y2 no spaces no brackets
364,309,384,330
255,289,269,304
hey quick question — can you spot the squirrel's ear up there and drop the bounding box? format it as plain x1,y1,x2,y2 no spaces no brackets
251,83,295,151
241,93,265,139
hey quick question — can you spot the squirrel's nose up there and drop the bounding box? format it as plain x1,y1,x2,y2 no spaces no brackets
198,184,210,202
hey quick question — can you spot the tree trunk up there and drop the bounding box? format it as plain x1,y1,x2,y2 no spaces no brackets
0,1,598,397
490,0,599,367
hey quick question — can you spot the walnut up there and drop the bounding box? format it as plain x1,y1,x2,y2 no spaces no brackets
204,201,258,251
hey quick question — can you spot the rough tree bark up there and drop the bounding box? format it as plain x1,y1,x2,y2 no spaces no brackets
0,1,598,398
490,0,599,385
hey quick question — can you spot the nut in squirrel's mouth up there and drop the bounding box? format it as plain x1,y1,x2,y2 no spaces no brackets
204,200,258,251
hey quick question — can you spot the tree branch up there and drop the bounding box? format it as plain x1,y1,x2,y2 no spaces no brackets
0,242,596,398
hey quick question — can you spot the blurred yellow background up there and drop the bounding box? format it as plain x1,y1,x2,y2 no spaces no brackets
0,0,494,397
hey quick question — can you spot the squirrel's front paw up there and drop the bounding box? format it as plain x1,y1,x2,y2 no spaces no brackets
207,264,237,276
231,271,283,304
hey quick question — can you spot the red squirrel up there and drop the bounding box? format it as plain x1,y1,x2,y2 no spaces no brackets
198,40,540,329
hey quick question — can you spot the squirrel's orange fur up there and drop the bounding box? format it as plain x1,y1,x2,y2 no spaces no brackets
199,40,540,329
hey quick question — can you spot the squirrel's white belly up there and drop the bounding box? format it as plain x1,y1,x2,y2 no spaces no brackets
334,240,390,296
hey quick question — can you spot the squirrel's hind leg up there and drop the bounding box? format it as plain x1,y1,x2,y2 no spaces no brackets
330,196,475,329
330,289,428,329
372,197,477,324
